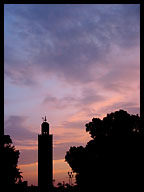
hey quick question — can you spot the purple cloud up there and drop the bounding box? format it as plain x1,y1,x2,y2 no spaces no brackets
4,4,140,85
54,142,86,160
19,149,37,165
5,116,37,142
97,102,140,116
43,88,105,110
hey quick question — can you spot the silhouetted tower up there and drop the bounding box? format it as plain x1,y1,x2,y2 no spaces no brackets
38,116,53,191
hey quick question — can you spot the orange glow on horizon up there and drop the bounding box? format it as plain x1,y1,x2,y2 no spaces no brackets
19,159,73,186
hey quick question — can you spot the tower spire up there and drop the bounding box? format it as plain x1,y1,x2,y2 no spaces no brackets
42,116,47,122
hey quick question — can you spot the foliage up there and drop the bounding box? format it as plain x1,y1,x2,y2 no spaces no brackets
85,110,142,138
0,135,23,186
65,110,143,190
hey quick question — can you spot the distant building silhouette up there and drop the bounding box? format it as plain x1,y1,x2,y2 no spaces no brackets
38,116,53,191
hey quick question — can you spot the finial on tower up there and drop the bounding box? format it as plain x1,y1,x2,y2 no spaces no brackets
41,116,49,135
42,116,47,122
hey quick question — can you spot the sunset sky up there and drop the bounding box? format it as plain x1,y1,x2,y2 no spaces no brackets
4,4,140,186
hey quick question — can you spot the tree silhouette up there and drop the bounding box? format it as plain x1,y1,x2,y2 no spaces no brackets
0,135,22,188
85,109,142,138
65,110,144,191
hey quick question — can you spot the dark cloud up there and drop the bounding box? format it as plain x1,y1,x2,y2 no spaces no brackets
5,116,37,142
4,4,140,85
125,107,140,115
43,88,105,109
44,95,58,103
62,121,85,129
97,102,140,117
19,149,37,165
80,88,104,105
54,130,86,143
43,95,77,109
54,142,86,160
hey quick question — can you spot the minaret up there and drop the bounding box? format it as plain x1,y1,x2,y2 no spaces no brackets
38,116,53,191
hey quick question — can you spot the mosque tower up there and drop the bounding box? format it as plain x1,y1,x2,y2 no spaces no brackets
38,116,53,191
